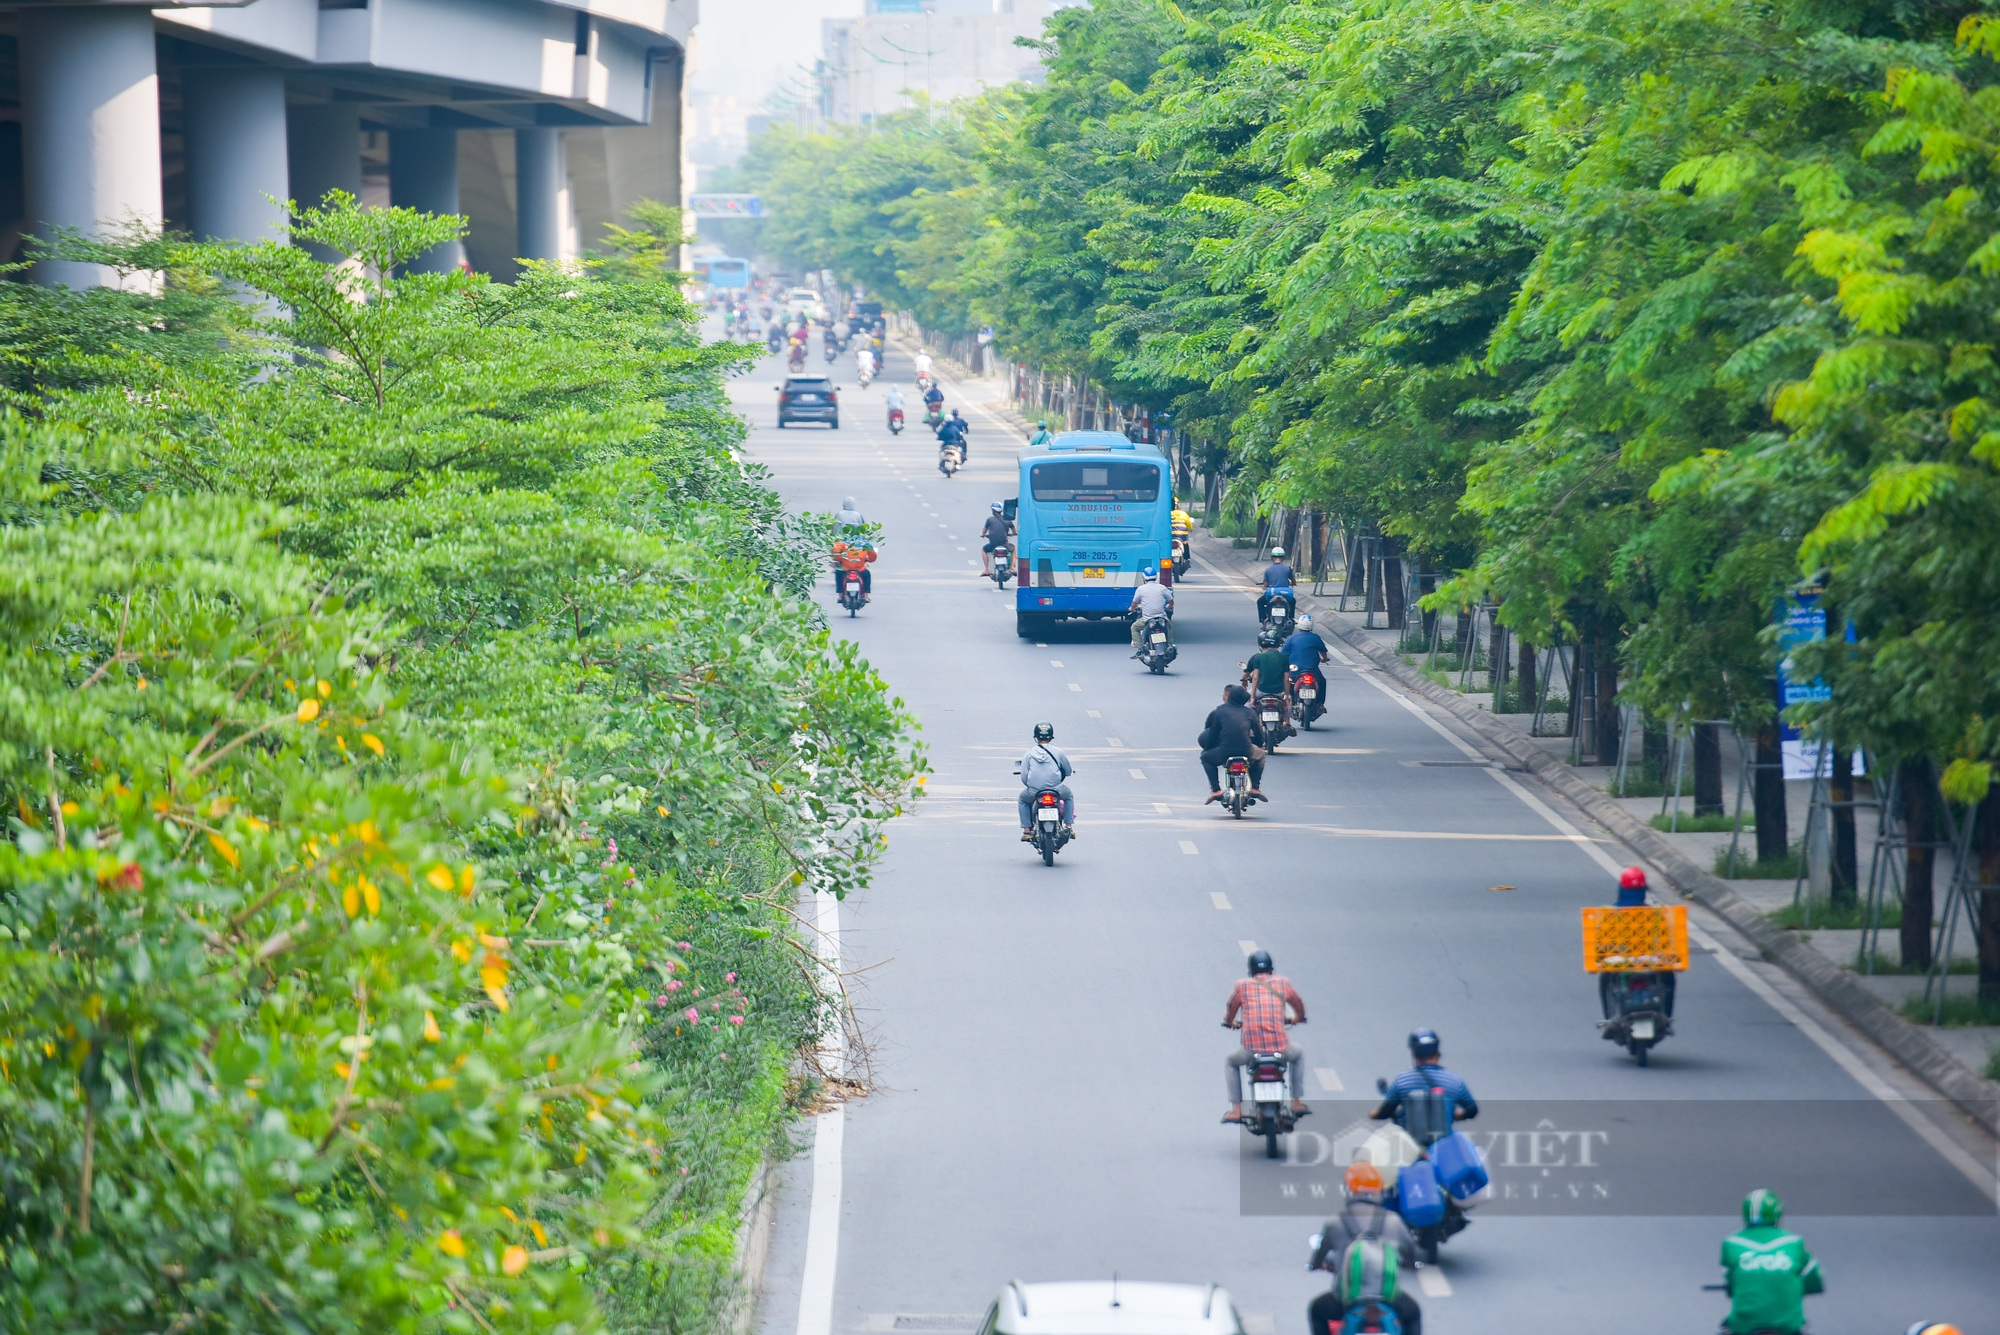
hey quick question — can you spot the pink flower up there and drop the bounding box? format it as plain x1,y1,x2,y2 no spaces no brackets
725,971,737,983
665,980,683,992
729,1015,745,1026
654,995,669,1007
677,941,692,951
663,960,678,973
685,1008,699,1022
709,1001,721,1012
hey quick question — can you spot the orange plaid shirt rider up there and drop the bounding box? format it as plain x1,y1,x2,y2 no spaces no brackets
1225,973,1306,1050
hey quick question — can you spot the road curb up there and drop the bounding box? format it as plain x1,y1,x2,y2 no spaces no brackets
1193,530,2000,1137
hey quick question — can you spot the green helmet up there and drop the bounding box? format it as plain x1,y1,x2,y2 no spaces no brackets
1742,1188,1783,1227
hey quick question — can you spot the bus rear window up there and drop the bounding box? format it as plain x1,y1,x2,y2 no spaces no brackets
1029,461,1160,502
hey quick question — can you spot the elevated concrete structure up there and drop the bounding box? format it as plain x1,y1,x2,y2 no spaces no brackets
0,0,698,284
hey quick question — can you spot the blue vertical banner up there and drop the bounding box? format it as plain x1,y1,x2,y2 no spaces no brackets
1773,582,1853,780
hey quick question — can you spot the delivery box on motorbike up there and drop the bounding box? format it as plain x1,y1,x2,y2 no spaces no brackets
1430,1129,1489,1201
1581,905,1689,973
1394,1161,1446,1228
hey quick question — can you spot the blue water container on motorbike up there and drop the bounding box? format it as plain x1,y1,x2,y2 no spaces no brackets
1430,1129,1489,1200
1394,1160,1446,1227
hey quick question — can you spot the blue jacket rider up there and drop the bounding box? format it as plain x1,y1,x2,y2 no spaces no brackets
1257,546,1297,621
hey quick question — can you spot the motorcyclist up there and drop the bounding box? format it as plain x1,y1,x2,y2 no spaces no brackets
1309,1163,1418,1270
767,324,784,353
980,502,1012,578
1221,949,1308,1123
1308,1232,1421,1335
1016,721,1075,841
1256,546,1297,623
1602,866,1677,1020
856,345,877,379
1199,683,1268,804
1371,1029,1478,1126
1285,614,1332,722
885,383,907,426
937,408,970,459
913,348,934,384
1243,628,1293,707
1029,419,1055,447
1719,1190,1822,1335
1127,565,1175,655
922,383,946,421
832,498,873,596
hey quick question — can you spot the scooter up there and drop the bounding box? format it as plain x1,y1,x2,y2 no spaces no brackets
1261,591,1295,636
838,571,867,618
824,344,838,364
1291,669,1325,730
937,442,963,478
1370,1081,1485,1264
1256,692,1294,751
1227,1020,1303,1160
990,542,1015,587
1170,534,1192,578
924,405,945,432
888,407,905,435
1599,971,1674,1065
1137,615,1177,674
1223,756,1256,818
1025,787,1072,866
858,364,875,388
787,348,806,373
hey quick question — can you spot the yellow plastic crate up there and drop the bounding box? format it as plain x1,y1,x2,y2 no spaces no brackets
1581,905,1689,973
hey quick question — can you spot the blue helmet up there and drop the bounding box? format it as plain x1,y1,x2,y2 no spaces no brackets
1142,565,1158,579
1408,1028,1441,1061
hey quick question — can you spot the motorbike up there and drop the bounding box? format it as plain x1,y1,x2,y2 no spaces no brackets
787,348,806,373
1137,615,1176,674
1291,669,1325,730
1170,534,1192,578
1371,1080,1478,1265
1223,755,1255,818
838,570,867,618
937,441,963,478
1025,787,1072,866
916,371,935,394
767,332,784,354
1228,1024,1302,1160
924,406,945,432
857,364,875,388
888,407,905,435
990,542,1015,587
1261,590,1296,635
1599,971,1674,1065
823,344,838,363
1256,692,1294,751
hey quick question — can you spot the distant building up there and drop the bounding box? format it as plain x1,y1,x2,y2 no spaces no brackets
817,0,1070,126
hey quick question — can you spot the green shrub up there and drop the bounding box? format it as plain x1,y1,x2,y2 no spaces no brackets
1898,992,2000,1028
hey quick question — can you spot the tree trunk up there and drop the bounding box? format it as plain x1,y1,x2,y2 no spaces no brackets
1753,721,1789,865
1569,642,1590,750
1516,640,1536,714
1489,618,1508,699
1693,724,1723,817
1828,741,1859,911
1976,782,2000,1003
1383,541,1407,629
1899,758,1935,971
1595,648,1621,768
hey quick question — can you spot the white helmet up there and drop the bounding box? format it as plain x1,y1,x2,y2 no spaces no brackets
1270,547,1286,559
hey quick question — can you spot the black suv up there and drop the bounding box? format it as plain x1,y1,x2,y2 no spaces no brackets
777,376,839,429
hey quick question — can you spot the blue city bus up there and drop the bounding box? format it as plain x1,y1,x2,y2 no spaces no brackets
697,255,751,290
1013,432,1175,638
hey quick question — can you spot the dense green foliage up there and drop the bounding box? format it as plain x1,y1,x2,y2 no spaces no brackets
741,0,2000,801
0,199,921,1332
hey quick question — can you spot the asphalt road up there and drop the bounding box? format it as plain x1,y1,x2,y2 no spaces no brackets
722,326,1998,1335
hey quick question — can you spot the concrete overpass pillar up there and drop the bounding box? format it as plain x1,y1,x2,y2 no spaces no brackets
388,127,465,273
515,127,567,263
183,66,290,246
17,5,163,287
288,105,362,261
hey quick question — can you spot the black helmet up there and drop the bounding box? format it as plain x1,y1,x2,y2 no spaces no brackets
1257,628,1282,648
1408,1028,1441,1060
1247,950,1274,976
1032,722,1054,742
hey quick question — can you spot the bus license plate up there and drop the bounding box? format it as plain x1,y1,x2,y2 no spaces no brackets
1080,567,1106,580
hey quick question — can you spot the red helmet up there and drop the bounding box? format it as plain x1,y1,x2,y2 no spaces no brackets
1619,866,1648,891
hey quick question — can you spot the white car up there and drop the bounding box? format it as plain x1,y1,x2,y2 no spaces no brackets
787,287,820,318
980,1281,1244,1335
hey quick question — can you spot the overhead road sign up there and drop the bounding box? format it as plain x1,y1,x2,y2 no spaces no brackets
689,194,767,218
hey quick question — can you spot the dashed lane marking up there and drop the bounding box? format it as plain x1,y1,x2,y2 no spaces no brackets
1106,738,1124,747
1416,1269,1452,1298
1210,891,1232,910
1314,1067,1344,1093
1067,683,1082,692
1153,802,1172,814
1237,939,1257,956
1129,769,1146,780
1179,840,1199,855
1049,659,1063,667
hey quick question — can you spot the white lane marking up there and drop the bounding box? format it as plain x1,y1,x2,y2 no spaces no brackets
1106,738,1124,747
1347,666,1485,760
949,534,958,540
1240,1315,1276,1335
937,523,947,529
1326,646,1358,665
1035,642,1048,648
1415,1268,1452,1298
1049,659,1063,667
1153,802,1172,814
1480,764,1997,1200
1130,769,1147,780
1314,1067,1344,1093
1211,891,1232,910
1179,840,1200,855
1086,709,1102,718
956,546,967,551
1237,939,1258,955
1068,683,1082,692
797,891,845,1335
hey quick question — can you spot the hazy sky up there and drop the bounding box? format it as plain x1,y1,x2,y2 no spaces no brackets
691,0,864,108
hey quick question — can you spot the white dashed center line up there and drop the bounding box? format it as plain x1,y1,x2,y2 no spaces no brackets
1210,891,1232,910
1179,840,1200,855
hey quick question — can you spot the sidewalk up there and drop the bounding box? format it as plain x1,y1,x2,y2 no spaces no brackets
1191,522,2000,1130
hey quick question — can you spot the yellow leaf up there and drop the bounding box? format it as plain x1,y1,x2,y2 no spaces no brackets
502,1245,530,1276
317,679,332,698
546,1053,559,1071
450,938,473,963
361,733,385,756
59,800,80,817
244,815,269,833
342,882,360,918
426,865,455,892
427,1076,455,1091
206,832,240,869
481,962,510,1012
438,1230,467,1258
458,865,476,895
573,1144,588,1164
500,1206,518,1223
135,677,147,691
296,699,320,723
423,1010,442,1042
334,1061,351,1080
657,805,668,817
529,1219,548,1247
358,875,380,915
